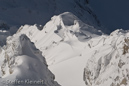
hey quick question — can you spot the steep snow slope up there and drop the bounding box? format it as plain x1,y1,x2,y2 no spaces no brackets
0,0,100,29
16,12,102,86
0,34,60,86
17,12,102,65
84,29,129,86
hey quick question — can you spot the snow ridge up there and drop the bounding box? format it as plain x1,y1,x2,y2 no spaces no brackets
8,12,102,86
17,12,102,65
84,29,129,86
0,33,60,86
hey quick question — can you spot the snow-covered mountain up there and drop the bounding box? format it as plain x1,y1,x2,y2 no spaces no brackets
15,12,129,86
84,29,129,86
0,11,102,86
15,12,102,86
0,0,100,29
0,1,129,86
0,0,103,85
0,0,103,48
0,33,60,86
17,12,102,65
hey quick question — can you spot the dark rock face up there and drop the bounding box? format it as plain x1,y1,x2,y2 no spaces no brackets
0,0,100,29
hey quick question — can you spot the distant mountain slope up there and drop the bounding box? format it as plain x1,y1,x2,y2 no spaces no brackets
90,0,129,32
0,0,100,29
0,33,60,86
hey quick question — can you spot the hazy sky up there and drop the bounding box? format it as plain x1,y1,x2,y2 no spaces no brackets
90,0,129,32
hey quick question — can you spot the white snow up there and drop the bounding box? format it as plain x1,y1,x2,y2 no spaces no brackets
16,12,102,86
0,1,128,86
84,29,129,86
0,33,60,86
15,12,129,86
